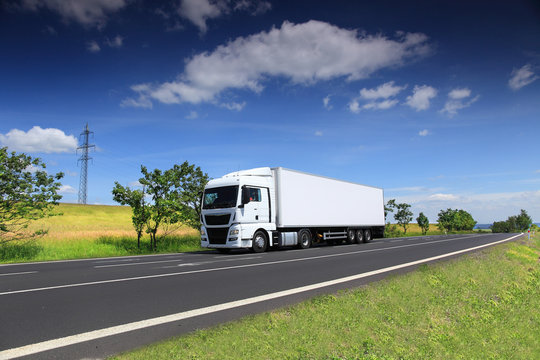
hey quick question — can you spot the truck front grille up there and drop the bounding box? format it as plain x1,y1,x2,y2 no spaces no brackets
205,214,231,226
207,227,229,244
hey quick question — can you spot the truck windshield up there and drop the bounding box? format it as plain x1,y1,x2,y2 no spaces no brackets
203,186,239,209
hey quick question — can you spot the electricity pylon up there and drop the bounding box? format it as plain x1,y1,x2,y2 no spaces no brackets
77,123,95,205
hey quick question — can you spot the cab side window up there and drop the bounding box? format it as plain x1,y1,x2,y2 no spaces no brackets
248,188,261,202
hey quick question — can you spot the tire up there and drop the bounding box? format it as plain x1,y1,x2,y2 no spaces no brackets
363,229,372,243
346,228,355,244
252,231,268,253
355,229,364,244
298,229,312,249
216,248,231,254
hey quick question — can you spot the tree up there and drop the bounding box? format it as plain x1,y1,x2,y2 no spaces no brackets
491,209,533,233
416,212,429,235
171,161,209,230
384,199,396,220
516,209,532,231
394,202,413,234
112,183,149,249
437,208,476,233
0,147,63,244
113,161,208,250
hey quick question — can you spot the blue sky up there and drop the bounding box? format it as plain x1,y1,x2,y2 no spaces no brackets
1,0,539,224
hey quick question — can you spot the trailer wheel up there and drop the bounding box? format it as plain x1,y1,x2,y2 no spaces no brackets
363,229,372,243
346,229,355,244
298,229,312,249
355,229,364,244
252,231,268,253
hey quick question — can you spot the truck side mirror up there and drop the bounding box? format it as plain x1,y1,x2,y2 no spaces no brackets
241,186,251,206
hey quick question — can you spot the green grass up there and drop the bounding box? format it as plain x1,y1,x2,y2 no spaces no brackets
0,203,201,263
111,234,540,360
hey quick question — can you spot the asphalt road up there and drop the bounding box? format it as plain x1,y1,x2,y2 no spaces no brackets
0,232,521,359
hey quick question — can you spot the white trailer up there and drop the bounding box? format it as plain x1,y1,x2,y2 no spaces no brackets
200,167,385,252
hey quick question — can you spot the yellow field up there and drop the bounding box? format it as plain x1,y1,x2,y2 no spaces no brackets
28,203,198,244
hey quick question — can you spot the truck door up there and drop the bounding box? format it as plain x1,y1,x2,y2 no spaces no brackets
243,187,270,223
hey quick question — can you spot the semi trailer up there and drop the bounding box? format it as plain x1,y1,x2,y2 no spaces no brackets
200,167,385,252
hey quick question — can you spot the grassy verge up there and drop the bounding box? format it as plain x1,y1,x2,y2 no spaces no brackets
0,203,201,263
112,233,540,360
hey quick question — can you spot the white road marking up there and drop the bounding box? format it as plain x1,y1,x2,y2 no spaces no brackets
0,233,521,360
0,271,37,277
94,259,184,268
0,234,508,296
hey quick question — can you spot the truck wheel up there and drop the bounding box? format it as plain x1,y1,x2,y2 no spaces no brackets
298,229,312,249
355,229,364,244
252,231,267,253
346,229,355,244
363,229,372,243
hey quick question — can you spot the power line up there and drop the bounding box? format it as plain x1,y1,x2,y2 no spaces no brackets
77,123,95,205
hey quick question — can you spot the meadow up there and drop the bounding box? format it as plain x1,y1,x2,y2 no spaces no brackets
0,203,200,263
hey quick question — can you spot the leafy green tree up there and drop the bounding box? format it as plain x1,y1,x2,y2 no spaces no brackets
394,202,413,234
171,161,209,230
384,199,396,220
416,212,429,235
516,209,532,231
112,183,149,249
0,147,63,244
438,208,476,233
113,161,208,251
491,209,533,233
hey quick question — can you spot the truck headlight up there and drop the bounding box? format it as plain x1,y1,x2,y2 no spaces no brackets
229,229,239,235
201,229,206,236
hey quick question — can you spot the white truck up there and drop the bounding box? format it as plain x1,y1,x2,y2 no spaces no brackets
200,167,385,253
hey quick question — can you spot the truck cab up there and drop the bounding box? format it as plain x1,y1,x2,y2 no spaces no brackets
200,168,276,252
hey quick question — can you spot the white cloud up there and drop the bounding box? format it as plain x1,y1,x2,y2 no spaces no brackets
24,164,45,173
405,85,437,111
428,193,458,201
179,0,224,34
349,81,404,112
220,102,246,111
362,99,399,110
185,111,199,119
508,64,539,91
440,87,479,117
0,126,78,154
234,0,271,15
359,81,406,100
128,180,142,188
87,40,100,53
323,95,332,110
122,21,431,109
348,100,361,114
105,35,123,48
448,88,471,100
21,0,127,28
120,84,153,109
315,130,323,136
419,129,429,136
58,185,77,194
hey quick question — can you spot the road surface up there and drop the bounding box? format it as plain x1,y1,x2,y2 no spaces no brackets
0,232,521,359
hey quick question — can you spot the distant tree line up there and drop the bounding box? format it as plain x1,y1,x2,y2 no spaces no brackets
490,210,532,233
385,199,477,237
